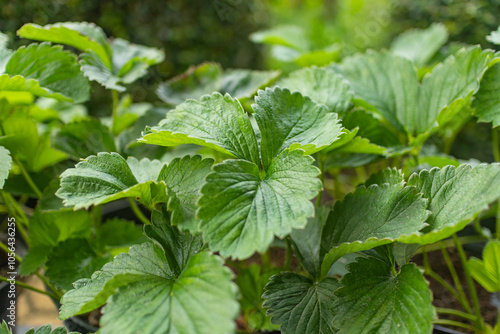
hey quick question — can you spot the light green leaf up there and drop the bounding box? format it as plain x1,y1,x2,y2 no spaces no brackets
52,118,116,160
25,324,80,334
45,238,111,291
363,168,404,187
219,68,280,100
57,153,167,210
19,208,92,276
0,321,11,334
110,38,164,77
0,146,11,189
400,164,500,245
390,23,448,66
290,206,330,279
278,66,352,113
157,155,214,228
473,62,500,127
254,87,343,170
80,51,125,91
17,22,111,67
487,26,500,45
333,257,435,333
250,25,309,51
468,240,500,292
140,92,260,164
320,183,429,278
198,149,321,259
4,43,90,103
263,273,340,334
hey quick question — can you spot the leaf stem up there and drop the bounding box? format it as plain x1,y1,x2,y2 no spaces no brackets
439,242,471,313
0,241,22,262
452,234,484,331
128,198,151,225
415,235,485,254
0,191,30,246
0,276,59,300
316,153,325,207
433,319,477,332
285,237,292,270
111,89,119,134
12,156,42,198
436,307,477,321
36,272,62,300
493,127,500,162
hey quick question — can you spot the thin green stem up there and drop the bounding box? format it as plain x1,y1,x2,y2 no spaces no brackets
0,276,59,300
261,250,270,271
436,307,477,321
111,89,119,134
493,127,500,162
439,242,471,313
433,319,478,332
285,238,292,271
36,272,62,300
128,198,151,225
91,204,102,230
415,236,485,254
12,156,42,198
452,234,485,331
0,241,22,262
496,200,500,240
316,153,325,207
0,191,30,246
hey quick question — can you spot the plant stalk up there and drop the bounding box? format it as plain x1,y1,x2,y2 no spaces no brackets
0,276,59,300
0,241,22,262
433,319,477,332
128,198,151,225
436,307,477,321
285,237,292,271
316,153,325,207
12,156,42,198
111,89,119,134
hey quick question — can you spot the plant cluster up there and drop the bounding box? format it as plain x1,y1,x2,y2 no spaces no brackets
0,22,500,334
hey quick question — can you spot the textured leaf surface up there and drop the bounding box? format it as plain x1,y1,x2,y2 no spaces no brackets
57,153,167,209
0,146,11,189
198,149,321,259
25,324,79,334
17,22,110,66
80,51,124,91
157,155,214,228
4,43,90,103
400,164,500,244
278,66,352,113
263,273,339,334
320,183,429,277
219,68,279,100
141,92,260,164
473,62,500,127
390,23,448,66
468,240,500,292
333,257,435,333
254,87,343,170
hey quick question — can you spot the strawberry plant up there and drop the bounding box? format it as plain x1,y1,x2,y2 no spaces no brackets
0,22,500,334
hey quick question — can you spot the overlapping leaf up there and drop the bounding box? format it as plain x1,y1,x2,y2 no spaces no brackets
333,256,435,333
263,273,339,334
0,146,11,189
473,62,500,127
197,149,321,259
468,240,500,292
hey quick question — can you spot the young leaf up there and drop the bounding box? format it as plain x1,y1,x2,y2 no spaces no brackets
468,240,500,292
219,68,280,100
254,87,343,170
400,164,500,245
320,183,429,278
278,66,353,113
4,43,90,103
390,23,448,66
25,324,80,334
19,209,92,276
333,257,435,333
94,218,147,252
57,153,167,210
473,62,500,127
263,273,340,334
141,92,260,164
157,155,214,228
198,149,321,259
487,26,500,45
17,22,111,66
0,146,11,189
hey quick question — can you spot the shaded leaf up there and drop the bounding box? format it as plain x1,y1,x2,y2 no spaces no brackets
0,146,11,189
468,240,500,292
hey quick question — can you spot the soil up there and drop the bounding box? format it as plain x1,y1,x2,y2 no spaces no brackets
413,247,498,333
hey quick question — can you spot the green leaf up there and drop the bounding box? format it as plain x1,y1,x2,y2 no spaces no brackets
390,23,448,67
157,155,214,228
17,22,111,67
80,51,125,91
4,43,90,103
25,324,80,334
363,168,404,187
198,149,321,259
45,238,111,291
263,273,340,334
141,92,260,164
473,62,500,127
290,206,330,279
219,68,280,100
250,25,309,51
52,118,116,160
57,153,167,210
94,218,147,252
0,146,11,189
278,66,352,113
400,164,500,245
333,257,435,333
320,183,429,278
110,38,164,78
0,321,11,334
19,209,92,276
468,240,500,292
487,26,500,45
254,87,343,170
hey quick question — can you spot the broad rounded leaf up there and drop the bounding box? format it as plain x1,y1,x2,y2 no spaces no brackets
333,257,435,333
468,240,500,292
253,87,343,170
473,61,500,127
141,92,260,164
0,146,11,189
198,149,321,259
278,66,353,113
320,183,429,278
263,273,340,334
